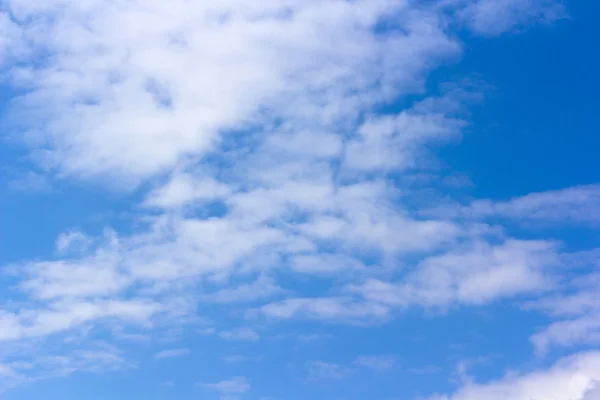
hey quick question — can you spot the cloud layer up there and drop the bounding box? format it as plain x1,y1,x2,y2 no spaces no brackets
0,0,591,399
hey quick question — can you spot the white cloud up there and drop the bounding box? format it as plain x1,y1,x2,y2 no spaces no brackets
55,231,91,253
258,239,562,322
409,366,443,374
19,257,126,301
526,254,600,354
199,376,250,399
0,299,160,342
532,315,600,355
0,0,590,393
354,355,396,371
7,171,53,193
154,348,190,360
144,173,231,209
431,351,600,400
305,361,354,380
0,11,24,67
289,253,365,276
3,0,459,184
257,297,390,322
458,0,567,36
397,239,560,307
0,344,130,393
222,355,247,364
219,328,260,342
203,277,283,304
344,92,468,172
429,184,600,226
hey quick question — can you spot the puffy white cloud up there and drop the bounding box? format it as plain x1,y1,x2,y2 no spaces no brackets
0,0,588,393
432,351,600,400
144,173,232,209
3,0,459,183
349,239,560,309
344,92,469,172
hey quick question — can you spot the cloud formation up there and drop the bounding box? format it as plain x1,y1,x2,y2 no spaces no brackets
199,376,250,400
0,0,594,398
154,348,190,360
432,351,600,400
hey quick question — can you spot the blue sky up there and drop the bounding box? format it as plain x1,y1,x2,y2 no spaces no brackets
1,1,600,399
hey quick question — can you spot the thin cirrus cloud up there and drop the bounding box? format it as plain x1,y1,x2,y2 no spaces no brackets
426,184,600,226
153,348,190,360
219,328,261,342
354,355,397,371
198,376,250,400
0,0,595,399
458,0,567,36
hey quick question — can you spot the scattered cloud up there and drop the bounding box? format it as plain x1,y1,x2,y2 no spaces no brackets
427,184,600,226
55,231,91,253
7,171,53,194
354,355,396,371
409,366,443,375
298,333,331,343
0,0,592,397
199,376,250,400
3,0,459,183
305,361,354,381
458,0,567,36
431,351,600,400
219,328,260,342
0,345,130,393
203,277,284,304
257,297,390,323
354,239,560,308
221,355,247,364
153,348,190,360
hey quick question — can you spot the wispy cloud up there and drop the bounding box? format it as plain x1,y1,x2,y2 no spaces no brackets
221,355,248,364
219,328,260,342
303,356,395,382
427,184,600,226
354,355,396,371
0,0,590,396
199,376,250,400
0,344,130,393
3,0,459,183
305,361,354,381
203,277,284,304
7,171,53,194
259,239,561,322
153,348,190,360
457,0,567,36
